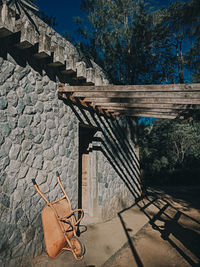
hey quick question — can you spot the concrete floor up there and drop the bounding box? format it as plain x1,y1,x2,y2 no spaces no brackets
31,187,200,267
31,203,149,267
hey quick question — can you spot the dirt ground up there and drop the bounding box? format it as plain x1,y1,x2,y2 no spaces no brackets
32,186,200,267
103,186,200,267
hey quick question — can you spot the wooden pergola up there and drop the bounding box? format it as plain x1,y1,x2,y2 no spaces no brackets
58,83,200,119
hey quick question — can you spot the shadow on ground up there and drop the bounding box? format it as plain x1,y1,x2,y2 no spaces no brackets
115,186,200,267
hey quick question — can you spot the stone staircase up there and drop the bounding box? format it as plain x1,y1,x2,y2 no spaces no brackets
0,4,109,87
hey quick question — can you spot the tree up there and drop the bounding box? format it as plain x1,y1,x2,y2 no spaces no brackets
139,118,200,185
75,0,174,85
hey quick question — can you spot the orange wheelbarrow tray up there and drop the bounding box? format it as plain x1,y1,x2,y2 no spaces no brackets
32,171,85,260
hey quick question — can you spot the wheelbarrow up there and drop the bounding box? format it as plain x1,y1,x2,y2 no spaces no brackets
32,171,85,260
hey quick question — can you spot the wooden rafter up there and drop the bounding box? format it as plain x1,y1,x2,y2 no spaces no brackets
59,84,200,92
58,83,200,119
84,97,200,105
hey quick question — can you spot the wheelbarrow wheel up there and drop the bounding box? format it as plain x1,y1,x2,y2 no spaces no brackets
70,236,85,258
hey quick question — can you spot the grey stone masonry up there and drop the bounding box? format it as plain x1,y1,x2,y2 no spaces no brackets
0,3,141,267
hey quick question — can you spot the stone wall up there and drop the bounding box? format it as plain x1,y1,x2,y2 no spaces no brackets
0,4,140,267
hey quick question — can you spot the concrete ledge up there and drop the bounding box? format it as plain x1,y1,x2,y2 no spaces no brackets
34,34,51,58
0,4,15,37
15,20,38,49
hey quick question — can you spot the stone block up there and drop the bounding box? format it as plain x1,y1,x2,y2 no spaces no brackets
95,72,103,86
7,117,17,130
35,101,44,113
18,166,29,179
17,99,25,114
22,140,32,151
0,97,8,110
0,63,15,85
61,54,77,74
26,167,38,184
19,214,29,228
7,90,18,107
0,123,11,137
15,207,23,222
0,193,10,208
25,84,35,94
44,102,53,112
33,155,44,170
23,227,35,245
24,106,36,115
38,182,49,194
15,21,38,49
36,170,47,185
48,45,65,67
0,172,6,186
0,4,16,37
35,81,43,94
24,127,34,140
103,77,110,85
11,242,25,258
25,152,36,167
76,61,86,80
9,144,20,160
34,33,51,59
86,67,95,85
43,148,55,161
0,111,7,122
37,123,46,135
33,134,43,144
0,156,10,170
46,119,55,129
9,128,24,144
18,115,29,128
16,86,25,98
8,105,18,117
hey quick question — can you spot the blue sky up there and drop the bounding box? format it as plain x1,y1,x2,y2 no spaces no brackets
36,0,83,37
36,0,179,38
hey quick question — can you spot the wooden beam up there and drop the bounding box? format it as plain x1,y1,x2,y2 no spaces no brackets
97,107,182,114
92,102,191,110
72,91,200,99
59,84,200,92
93,106,183,113
84,97,200,105
118,111,178,119
58,92,115,117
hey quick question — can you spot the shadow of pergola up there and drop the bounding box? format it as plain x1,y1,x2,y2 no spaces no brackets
118,188,200,267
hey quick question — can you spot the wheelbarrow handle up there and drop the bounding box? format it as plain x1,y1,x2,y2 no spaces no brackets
32,179,50,204
56,172,72,209
32,179,37,185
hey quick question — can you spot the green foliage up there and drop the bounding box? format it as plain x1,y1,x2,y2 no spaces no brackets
139,119,200,185
74,0,200,84
75,0,176,84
